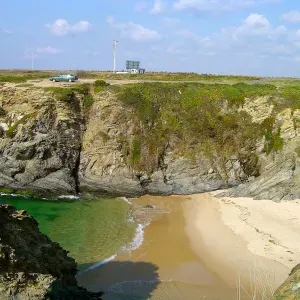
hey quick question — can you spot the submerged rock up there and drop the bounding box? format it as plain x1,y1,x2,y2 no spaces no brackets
144,205,155,209
0,204,102,300
274,264,300,299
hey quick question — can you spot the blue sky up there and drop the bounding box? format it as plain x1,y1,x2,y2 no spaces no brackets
1,0,300,76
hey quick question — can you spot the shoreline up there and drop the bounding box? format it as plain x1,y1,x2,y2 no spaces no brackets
77,192,299,299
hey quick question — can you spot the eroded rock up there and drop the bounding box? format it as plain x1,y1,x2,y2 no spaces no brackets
0,204,102,300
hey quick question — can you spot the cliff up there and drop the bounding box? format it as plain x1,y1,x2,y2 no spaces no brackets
1,82,300,200
0,86,85,195
0,204,102,299
274,264,300,299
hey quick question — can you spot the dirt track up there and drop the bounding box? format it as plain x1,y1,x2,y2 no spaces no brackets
2,77,282,88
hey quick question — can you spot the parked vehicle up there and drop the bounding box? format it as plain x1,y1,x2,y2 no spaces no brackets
49,74,78,82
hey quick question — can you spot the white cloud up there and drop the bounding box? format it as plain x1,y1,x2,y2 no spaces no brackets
173,0,280,12
106,17,162,42
36,46,62,55
150,0,166,14
282,10,300,23
219,14,286,39
45,19,92,36
243,13,270,27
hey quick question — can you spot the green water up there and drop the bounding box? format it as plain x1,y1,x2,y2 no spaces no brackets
0,195,137,271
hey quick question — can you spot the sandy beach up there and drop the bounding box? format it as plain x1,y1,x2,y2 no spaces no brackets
77,193,300,299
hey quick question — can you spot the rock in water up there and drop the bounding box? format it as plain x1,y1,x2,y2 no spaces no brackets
0,204,102,300
274,264,300,299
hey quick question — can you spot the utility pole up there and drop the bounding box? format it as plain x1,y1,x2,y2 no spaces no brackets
113,40,118,73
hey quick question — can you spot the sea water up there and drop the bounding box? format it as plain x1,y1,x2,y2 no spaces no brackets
0,194,138,271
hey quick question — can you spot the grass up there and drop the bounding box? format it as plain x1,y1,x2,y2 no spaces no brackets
94,72,262,83
45,87,76,103
45,83,96,109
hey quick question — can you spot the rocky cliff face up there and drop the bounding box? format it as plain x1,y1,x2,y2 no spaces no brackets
0,87,84,195
1,84,300,200
219,106,300,201
274,264,300,299
79,89,243,196
79,85,300,199
0,204,102,299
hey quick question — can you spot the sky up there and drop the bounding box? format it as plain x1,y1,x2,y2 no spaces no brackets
1,0,300,76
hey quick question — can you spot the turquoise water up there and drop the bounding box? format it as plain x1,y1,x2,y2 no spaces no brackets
0,195,137,271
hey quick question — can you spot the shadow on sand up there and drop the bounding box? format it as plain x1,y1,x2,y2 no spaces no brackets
77,261,160,300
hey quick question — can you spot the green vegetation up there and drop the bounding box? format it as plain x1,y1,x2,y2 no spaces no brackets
45,84,96,109
6,113,36,138
73,83,95,109
94,80,110,94
0,187,14,194
0,76,28,83
15,189,35,196
96,72,262,83
0,72,51,83
116,82,277,173
46,87,76,103
277,85,300,111
262,117,284,154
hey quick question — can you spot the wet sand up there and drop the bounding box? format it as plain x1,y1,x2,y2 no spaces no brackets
77,194,293,299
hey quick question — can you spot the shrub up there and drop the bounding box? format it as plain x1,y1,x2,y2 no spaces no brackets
116,82,272,173
46,87,75,103
94,80,110,94
0,187,14,194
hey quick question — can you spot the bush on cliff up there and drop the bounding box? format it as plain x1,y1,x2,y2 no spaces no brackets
116,82,277,174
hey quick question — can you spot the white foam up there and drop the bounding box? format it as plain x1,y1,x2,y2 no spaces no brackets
0,193,26,198
121,197,132,205
78,253,118,275
127,221,150,252
57,195,79,200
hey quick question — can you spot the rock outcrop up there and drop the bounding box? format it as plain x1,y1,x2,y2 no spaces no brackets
218,108,300,201
0,87,84,195
0,204,102,299
274,264,300,299
78,90,247,196
1,84,300,200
